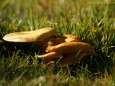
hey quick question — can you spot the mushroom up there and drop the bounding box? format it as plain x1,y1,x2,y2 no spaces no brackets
47,42,96,55
3,28,97,67
63,34,81,42
3,28,57,42
38,41,96,66
37,52,61,63
57,52,87,66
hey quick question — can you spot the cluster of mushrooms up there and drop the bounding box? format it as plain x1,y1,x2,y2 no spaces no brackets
3,28,96,66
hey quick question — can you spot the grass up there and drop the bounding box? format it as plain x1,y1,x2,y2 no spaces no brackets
0,0,115,86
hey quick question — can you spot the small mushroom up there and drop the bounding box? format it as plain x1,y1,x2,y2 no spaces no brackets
47,42,96,55
3,28,57,42
63,34,78,38
37,52,61,63
53,38,65,44
41,41,56,52
57,52,87,66
65,37,81,42
63,34,81,42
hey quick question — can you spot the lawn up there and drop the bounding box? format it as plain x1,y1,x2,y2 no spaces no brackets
0,0,115,86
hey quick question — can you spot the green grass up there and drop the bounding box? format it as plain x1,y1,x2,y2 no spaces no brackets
0,0,115,86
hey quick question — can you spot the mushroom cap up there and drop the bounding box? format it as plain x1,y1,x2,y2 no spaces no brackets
63,34,78,38
57,52,87,66
63,34,81,42
37,52,61,63
3,28,57,42
47,42,96,55
65,37,81,42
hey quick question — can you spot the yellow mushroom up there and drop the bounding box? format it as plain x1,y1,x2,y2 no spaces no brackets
63,34,81,42
57,52,87,66
41,41,55,50
3,28,97,66
34,37,65,48
47,42,96,55
63,34,78,38
65,37,81,42
3,28,57,42
53,38,65,44
37,52,61,63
